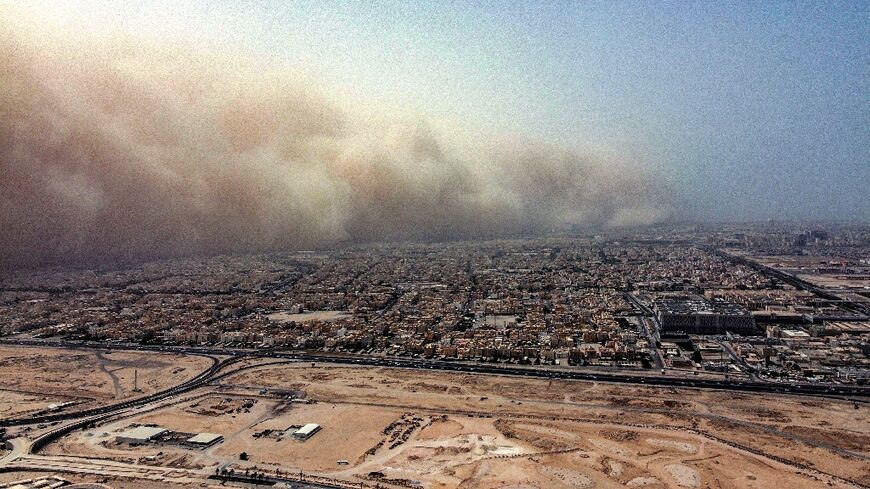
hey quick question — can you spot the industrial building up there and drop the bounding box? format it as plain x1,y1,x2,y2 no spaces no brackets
654,297,757,335
116,426,167,445
292,423,321,440
186,432,224,447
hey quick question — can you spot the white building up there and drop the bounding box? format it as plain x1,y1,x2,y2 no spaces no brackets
292,423,321,440
187,433,224,447
116,426,167,445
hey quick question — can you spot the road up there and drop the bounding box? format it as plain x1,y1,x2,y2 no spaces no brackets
0,356,352,489
94,350,123,399
712,248,869,318
720,339,762,382
3,339,869,400
0,353,236,428
1,339,867,402
624,293,664,370
0,340,866,489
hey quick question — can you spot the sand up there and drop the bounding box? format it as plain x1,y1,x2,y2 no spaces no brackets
4,351,865,489
0,346,213,419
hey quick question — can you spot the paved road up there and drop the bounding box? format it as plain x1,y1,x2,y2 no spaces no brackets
720,340,762,382
1,340,867,409
0,353,235,427
624,293,664,370
0,437,31,465
0,340,865,489
712,248,869,317
6,453,198,483
0,436,353,489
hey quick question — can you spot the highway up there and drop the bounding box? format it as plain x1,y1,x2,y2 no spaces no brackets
0,353,239,428
711,248,869,318
1,339,867,405
286,351,869,398
0,339,866,489
624,292,664,370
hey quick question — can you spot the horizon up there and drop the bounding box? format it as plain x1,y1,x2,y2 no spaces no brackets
2,219,867,273
1,1,868,268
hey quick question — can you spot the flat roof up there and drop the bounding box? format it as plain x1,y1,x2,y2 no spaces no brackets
118,426,167,441
294,423,320,436
187,433,223,444
782,329,810,337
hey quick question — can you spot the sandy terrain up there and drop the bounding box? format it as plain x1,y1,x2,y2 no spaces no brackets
0,346,213,418
0,389,72,418
0,470,198,488
35,360,869,489
47,393,404,475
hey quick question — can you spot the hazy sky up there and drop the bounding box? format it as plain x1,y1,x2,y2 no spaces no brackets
1,1,868,267
18,0,870,221
111,0,868,222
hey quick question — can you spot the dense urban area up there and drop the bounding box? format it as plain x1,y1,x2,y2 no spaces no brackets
1,223,868,489
2,223,869,385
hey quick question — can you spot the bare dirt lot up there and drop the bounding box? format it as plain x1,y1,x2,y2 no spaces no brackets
0,470,194,489
38,359,869,489
0,346,213,419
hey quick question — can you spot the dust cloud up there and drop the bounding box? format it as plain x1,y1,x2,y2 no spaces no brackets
0,12,670,269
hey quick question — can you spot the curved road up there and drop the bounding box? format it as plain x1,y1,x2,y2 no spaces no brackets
1,342,866,489
2,339,868,400
0,353,233,428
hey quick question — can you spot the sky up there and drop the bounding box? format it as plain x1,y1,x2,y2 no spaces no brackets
129,0,868,222
0,1,868,267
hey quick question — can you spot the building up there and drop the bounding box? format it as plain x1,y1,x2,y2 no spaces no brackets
292,423,321,440
116,426,167,445
186,433,224,447
782,329,811,341
752,310,806,324
654,297,757,335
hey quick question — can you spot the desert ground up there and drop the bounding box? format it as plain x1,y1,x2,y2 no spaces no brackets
0,345,214,418
0,470,186,489
24,356,868,489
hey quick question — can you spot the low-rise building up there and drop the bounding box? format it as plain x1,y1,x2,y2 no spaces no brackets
116,426,167,445
186,432,224,447
292,423,321,440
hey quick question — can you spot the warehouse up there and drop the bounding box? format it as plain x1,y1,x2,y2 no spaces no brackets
292,423,321,441
186,432,224,448
116,426,167,445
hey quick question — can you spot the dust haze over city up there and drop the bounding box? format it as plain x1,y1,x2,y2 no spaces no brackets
0,2,868,489
1,1,673,269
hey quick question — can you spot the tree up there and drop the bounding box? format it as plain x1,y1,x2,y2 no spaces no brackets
239,451,249,461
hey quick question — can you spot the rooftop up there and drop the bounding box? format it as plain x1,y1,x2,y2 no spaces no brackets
294,423,320,436
187,432,223,445
117,426,167,441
